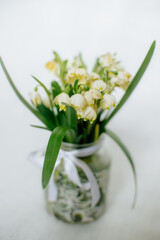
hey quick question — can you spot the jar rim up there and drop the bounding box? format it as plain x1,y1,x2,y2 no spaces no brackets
61,134,104,150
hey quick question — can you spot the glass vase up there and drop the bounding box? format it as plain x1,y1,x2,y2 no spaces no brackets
45,137,111,223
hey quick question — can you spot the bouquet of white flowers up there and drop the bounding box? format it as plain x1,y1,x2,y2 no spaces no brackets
0,41,155,223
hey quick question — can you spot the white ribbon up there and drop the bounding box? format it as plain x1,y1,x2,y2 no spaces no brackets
28,140,102,207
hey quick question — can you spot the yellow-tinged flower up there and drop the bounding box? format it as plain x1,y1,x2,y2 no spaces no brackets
70,94,87,110
90,89,102,99
67,67,89,85
91,80,107,92
55,93,70,111
89,72,100,81
30,91,41,106
46,61,56,71
110,77,118,85
84,89,102,107
110,71,132,90
118,71,131,81
100,94,116,110
99,53,115,67
83,106,97,123
46,61,60,76
84,91,94,106
105,83,114,93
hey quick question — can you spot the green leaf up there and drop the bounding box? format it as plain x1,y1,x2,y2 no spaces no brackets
105,128,137,208
73,79,79,93
51,80,62,98
30,125,50,131
60,60,68,87
64,83,73,96
32,75,50,95
92,58,100,72
57,110,75,142
66,105,78,134
75,134,83,144
53,51,62,64
102,41,156,129
42,126,70,188
78,53,87,69
37,104,57,127
0,57,54,130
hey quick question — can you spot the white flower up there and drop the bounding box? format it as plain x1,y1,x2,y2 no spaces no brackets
100,94,116,109
105,83,114,93
84,89,102,106
110,71,132,90
30,91,41,106
43,95,54,109
83,106,97,123
55,93,70,111
99,53,115,67
89,72,100,81
70,94,86,110
110,77,118,85
91,80,107,92
43,97,51,108
118,71,131,81
90,89,102,99
67,67,89,85
84,91,94,106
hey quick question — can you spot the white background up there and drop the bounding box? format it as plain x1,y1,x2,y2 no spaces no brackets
0,0,160,239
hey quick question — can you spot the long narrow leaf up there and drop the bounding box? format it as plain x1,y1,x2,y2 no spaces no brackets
105,129,137,208
32,75,50,95
42,126,70,188
66,105,78,134
57,110,74,142
37,104,56,127
102,41,156,129
30,125,50,131
0,57,54,130
60,60,67,87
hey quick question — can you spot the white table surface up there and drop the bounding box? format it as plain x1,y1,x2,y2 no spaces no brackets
0,0,160,239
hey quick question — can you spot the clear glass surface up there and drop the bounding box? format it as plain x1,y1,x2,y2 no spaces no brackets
46,138,111,223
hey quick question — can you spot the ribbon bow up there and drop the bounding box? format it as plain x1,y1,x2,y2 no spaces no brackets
28,141,102,207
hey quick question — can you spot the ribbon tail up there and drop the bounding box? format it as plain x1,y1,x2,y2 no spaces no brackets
47,157,61,202
72,158,101,207
63,157,83,188
48,172,58,202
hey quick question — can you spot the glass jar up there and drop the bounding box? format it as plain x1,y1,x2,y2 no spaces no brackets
46,137,111,223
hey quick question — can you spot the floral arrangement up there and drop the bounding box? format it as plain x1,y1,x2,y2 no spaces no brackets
0,41,155,209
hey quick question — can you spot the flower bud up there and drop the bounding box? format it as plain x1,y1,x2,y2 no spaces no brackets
43,97,51,108
55,93,70,111
70,94,86,110
43,95,54,109
30,91,41,106
91,80,107,92
100,94,116,110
